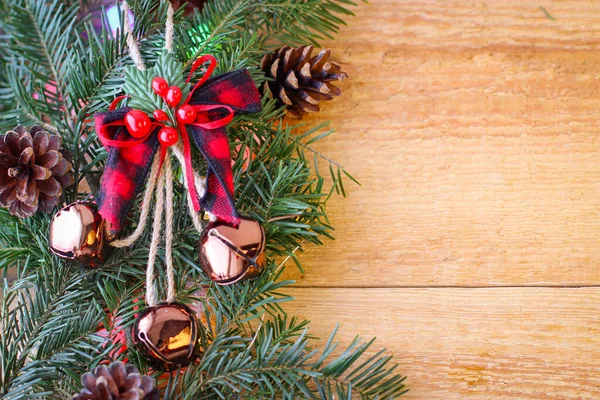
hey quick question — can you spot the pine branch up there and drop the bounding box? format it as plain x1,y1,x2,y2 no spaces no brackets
0,1,408,398
1,0,78,129
0,209,45,275
68,18,128,116
0,265,106,399
178,0,252,67
248,0,359,47
311,327,408,399
170,320,407,399
290,122,361,199
65,1,193,196
2,63,55,128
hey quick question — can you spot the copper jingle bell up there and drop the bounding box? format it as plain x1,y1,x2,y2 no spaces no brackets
132,303,198,370
199,216,266,285
49,202,106,268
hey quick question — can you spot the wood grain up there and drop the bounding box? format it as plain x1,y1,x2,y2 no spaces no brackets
277,1,600,398
284,287,600,399
283,0,600,287
3,1,597,398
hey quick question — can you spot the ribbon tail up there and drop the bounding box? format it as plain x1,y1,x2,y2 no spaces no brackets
187,125,240,226
178,121,202,212
95,109,160,239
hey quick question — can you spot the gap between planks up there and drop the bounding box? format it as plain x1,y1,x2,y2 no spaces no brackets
289,284,600,289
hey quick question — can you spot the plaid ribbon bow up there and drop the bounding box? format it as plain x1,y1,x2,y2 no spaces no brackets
94,55,261,239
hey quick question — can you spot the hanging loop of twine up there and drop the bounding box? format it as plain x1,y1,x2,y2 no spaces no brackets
164,154,176,303
109,152,160,248
145,164,165,306
121,2,145,71
109,0,205,305
110,0,204,249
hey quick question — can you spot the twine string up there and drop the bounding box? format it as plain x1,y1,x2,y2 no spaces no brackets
111,1,168,306
164,155,176,303
145,165,165,306
164,1,208,228
165,2,175,53
171,143,205,231
121,1,145,71
109,153,160,247
108,0,208,305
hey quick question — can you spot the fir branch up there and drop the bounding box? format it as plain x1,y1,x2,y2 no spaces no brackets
171,320,406,399
0,1,408,398
0,265,106,399
68,17,129,116
1,0,78,129
181,0,252,67
311,327,408,399
66,3,182,195
3,63,54,128
248,0,359,47
0,209,44,275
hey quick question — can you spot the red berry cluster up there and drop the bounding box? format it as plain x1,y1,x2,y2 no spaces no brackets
152,77,181,107
122,76,200,148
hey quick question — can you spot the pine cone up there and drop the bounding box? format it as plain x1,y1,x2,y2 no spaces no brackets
0,126,74,218
260,45,348,118
73,361,159,400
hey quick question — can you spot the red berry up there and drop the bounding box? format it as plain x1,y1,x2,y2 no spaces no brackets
177,105,197,124
153,110,169,121
124,110,152,139
152,77,169,97
165,86,182,107
158,127,179,147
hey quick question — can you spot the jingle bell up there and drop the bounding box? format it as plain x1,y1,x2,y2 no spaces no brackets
49,202,106,267
132,303,198,369
199,216,266,285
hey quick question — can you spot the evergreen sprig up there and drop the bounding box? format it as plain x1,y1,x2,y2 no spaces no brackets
0,0,78,128
0,0,407,398
123,50,191,116
0,265,108,399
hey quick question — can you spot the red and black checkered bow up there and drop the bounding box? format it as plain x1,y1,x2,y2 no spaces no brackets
95,56,261,238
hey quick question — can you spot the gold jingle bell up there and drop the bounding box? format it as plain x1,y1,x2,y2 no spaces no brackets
49,202,106,267
132,303,198,370
199,216,266,285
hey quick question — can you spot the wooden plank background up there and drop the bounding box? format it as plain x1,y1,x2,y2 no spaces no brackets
282,0,600,398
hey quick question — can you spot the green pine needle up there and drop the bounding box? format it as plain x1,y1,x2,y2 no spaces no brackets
0,0,406,398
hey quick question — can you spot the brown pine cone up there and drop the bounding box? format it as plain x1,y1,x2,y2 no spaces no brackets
0,126,74,218
260,45,348,119
73,361,159,400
